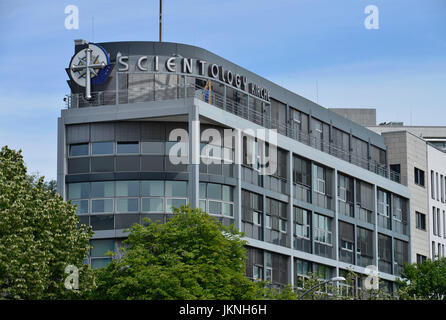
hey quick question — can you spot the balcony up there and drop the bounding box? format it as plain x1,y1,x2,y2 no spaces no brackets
65,79,401,183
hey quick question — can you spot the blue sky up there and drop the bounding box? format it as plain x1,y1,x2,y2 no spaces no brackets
0,0,445,180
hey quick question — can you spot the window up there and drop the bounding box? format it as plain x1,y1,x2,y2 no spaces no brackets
92,141,114,155
116,198,139,213
141,198,164,212
338,174,347,202
414,167,425,187
116,181,139,197
71,199,88,214
295,207,310,240
91,199,113,213
390,164,401,183
437,173,440,201
91,181,114,198
165,181,187,197
253,265,263,281
313,213,332,245
265,252,272,282
117,141,139,154
416,212,426,231
432,241,436,259
393,197,402,222
416,254,426,264
253,211,262,226
315,165,326,194
141,181,164,197
166,198,187,212
68,182,90,199
438,208,441,236
141,141,164,155
433,207,437,236
69,143,89,157
341,240,354,252
431,170,435,199
441,175,445,203
377,190,390,217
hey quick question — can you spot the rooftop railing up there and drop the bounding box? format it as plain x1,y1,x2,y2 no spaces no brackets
65,80,402,184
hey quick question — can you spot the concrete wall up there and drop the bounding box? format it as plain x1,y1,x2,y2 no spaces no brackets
382,131,430,262
330,108,376,127
427,144,446,259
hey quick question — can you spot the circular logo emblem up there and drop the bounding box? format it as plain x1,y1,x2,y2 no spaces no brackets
69,43,111,99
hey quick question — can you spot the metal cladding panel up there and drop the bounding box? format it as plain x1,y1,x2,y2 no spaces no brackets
141,122,166,141
115,122,140,141
90,122,115,142
67,124,89,144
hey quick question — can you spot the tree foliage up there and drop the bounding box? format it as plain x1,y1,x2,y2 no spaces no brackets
396,258,446,300
0,146,94,299
92,205,262,300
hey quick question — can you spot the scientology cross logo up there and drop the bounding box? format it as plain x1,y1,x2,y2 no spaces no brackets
69,42,112,100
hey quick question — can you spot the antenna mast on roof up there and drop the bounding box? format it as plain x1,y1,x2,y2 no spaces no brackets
159,0,163,42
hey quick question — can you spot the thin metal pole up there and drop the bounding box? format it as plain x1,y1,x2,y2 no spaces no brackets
159,0,162,42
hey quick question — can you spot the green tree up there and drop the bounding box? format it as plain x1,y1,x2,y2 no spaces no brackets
396,257,446,300
27,173,57,196
92,205,262,300
0,146,94,299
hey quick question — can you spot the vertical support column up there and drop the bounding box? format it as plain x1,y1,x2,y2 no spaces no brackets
223,84,227,112
235,129,242,232
115,54,120,105
188,103,200,208
288,151,295,287
373,184,379,269
57,117,66,199
334,169,340,279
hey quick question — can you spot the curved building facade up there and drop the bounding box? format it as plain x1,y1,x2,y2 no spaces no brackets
58,40,410,293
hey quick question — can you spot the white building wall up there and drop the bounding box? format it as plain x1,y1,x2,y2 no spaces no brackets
427,144,446,259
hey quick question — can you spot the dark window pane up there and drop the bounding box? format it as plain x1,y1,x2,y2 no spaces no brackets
90,215,114,230
91,156,115,172
91,199,114,213
116,198,139,213
68,158,90,174
71,199,89,214
69,143,89,156
117,142,139,154
91,181,115,198
92,141,114,155
90,239,115,257
115,156,140,172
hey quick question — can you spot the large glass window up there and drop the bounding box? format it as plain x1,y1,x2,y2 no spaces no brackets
69,143,89,157
141,181,164,197
416,212,426,230
116,198,139,213
313,213,332,245
91,181,114,198
295,207,310,239
91,199,114,213
68,182,90,199
414,167,425,187
92,141,114,155
165,181,187,197
141,141,164,155
141,198,164,212
71,199,88,214
116,181,139,197
117,141,139,154
377,189,390,217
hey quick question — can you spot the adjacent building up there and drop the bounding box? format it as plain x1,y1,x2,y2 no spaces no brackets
58,40,411,294
331,108,446,261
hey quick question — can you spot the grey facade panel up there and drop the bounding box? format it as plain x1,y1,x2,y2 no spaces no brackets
115,156,140,172
91,122,115,142
141,155,165,171
67,124,89,144
68,157,90,174
116,122,140,141
91,156,115,173
141,122,166,141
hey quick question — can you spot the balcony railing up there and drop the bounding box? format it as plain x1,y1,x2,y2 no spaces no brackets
65,80,402,183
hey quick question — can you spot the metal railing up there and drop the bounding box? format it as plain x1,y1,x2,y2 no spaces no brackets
65,80,402,183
